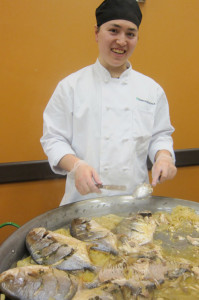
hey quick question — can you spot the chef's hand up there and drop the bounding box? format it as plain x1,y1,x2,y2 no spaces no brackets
152,151,177,187
70,160,102,195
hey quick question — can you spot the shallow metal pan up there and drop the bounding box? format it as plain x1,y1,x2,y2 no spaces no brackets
1,195,199,273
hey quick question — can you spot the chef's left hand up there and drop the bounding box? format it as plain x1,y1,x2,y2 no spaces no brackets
152,151,177,186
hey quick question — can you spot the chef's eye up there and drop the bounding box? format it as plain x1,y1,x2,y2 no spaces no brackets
127,32,135,38
109,28,118,34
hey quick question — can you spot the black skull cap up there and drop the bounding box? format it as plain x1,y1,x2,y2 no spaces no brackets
96,0,142,28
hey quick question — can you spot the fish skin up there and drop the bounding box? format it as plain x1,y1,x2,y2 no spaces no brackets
113,212,156,247
98,257,192,297
187,235,199,246
72,283,124,300
70,218,118,255
98,258,165,297
98,261,127,283
167,267,188,279
26,228,95,271
0,265,77,300
98,257,168,287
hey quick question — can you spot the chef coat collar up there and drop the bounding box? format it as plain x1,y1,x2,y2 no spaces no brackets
94,59,132,83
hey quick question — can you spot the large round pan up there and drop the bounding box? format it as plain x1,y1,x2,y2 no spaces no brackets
1,195,199,273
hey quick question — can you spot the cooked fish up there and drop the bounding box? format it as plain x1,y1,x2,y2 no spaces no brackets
113,212,156,248
121,242,164,261
72,283,127,300
26,227,95,271
97,257,169,297
165,260,191,280
187,235,199,246
192,266,199,278
70,218,118,255
3,207,199,299
0,265,77,300
98,260,127,283
167,267,189,279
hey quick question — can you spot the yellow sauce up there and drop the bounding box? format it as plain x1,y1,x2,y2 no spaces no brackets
14,208,199,299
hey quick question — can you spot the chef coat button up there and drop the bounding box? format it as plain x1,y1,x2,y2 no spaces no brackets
122,138,129,142
105,136,110,140
106,106,110,110
104,167,109,171
124,107,130,111
104,76,109,83
123,167,129,172
122,80,128,85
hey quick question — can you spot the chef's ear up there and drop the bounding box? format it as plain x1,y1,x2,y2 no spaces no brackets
95,25,100,42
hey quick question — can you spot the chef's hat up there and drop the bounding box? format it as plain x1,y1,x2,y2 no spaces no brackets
96,0,142,28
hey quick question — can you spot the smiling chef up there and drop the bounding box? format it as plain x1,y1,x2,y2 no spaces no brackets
40,0,177,205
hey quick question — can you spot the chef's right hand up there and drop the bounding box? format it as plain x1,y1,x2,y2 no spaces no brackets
70,160,102,195
152,151,177,186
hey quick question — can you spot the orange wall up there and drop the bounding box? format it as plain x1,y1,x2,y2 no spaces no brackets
0,0,199,244
0,179,65,245
1,0,199,161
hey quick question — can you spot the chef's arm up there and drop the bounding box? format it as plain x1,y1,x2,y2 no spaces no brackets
151,150,177,186
58,154,80,172
58,154,101,195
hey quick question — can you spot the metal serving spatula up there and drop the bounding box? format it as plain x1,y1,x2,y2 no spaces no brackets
132,183,153,199
96,184,126,191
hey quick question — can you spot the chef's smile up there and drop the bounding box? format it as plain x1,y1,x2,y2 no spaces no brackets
95,19,138,77
111,48,126,54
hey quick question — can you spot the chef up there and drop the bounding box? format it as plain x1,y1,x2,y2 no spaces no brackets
41,0,177,205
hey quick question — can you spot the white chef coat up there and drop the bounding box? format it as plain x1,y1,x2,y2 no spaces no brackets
41,59,175,205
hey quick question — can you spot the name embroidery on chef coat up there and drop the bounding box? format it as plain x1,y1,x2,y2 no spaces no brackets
136,97,155,105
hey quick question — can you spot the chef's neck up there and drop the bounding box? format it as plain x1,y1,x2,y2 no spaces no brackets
98,57,128,78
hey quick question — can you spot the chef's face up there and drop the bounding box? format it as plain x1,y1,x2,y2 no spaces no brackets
95,19,138,76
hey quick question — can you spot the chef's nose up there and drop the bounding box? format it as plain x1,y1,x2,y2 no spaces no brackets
116,34,127,47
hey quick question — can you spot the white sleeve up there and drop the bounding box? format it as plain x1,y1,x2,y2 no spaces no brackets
148,86,175,164
40,80,75,175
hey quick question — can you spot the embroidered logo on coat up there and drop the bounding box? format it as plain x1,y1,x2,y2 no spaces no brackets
136,97,155,105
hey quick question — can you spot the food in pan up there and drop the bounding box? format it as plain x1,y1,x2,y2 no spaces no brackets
70,217,118,254
0,265,77,300
72,283,128,300
113,211,157,247
1,205,199,299
26,228,95,271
